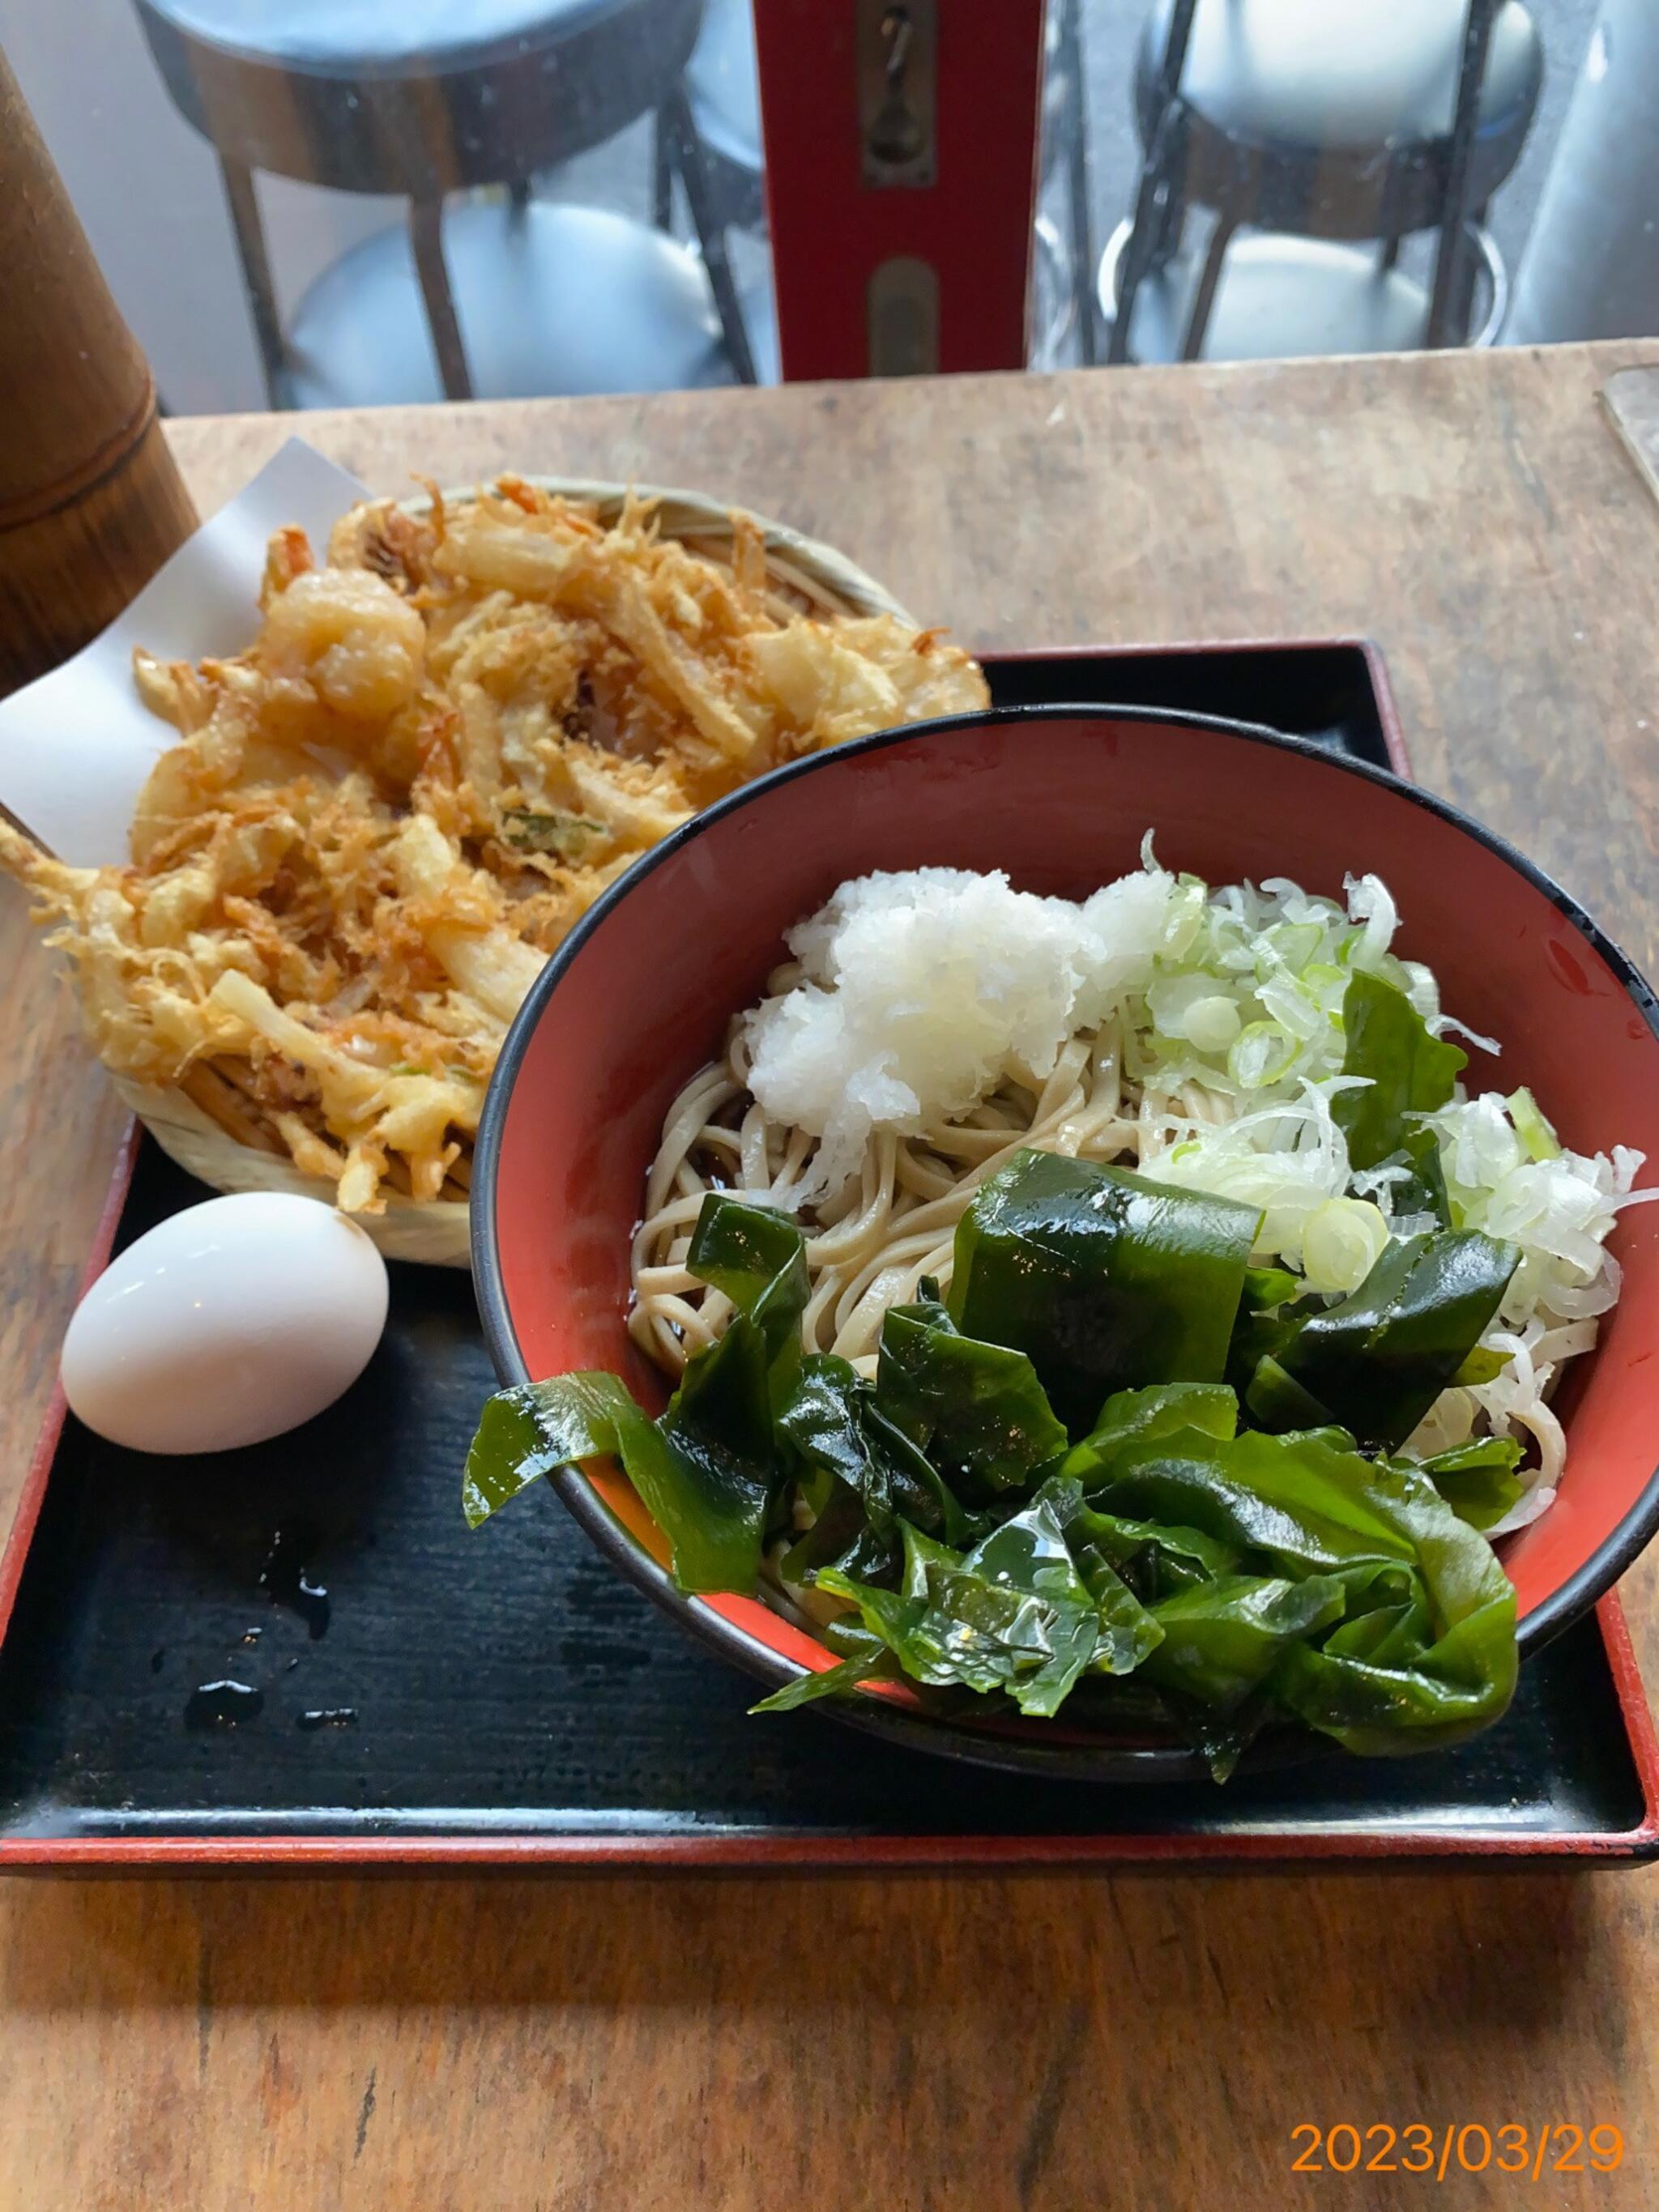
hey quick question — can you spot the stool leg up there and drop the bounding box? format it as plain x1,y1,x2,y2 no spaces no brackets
217,156,287,411
1107,0,1199,366
652,106,676,232
1180,212,1236,361
1051,0,1098,365
1452,198,1490,342
1375,149,1405,276
1147,169,1185,274
663,84,758,386
408,197,474,402
1427,0,1499,347
1107,106,1188,366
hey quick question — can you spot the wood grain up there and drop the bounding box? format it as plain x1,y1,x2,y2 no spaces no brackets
4,343,1659,2209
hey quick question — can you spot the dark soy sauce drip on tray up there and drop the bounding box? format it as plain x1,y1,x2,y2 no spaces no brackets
184,1679,264,1728
258,1527,331,1639
296,1707,358,1732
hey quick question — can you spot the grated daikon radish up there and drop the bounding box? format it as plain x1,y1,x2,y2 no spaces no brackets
744,866,1175,1204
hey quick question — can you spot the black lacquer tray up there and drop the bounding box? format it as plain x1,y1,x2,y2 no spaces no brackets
2,641,1653,1872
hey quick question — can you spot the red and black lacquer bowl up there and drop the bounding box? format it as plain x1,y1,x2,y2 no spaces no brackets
473,707,1659,1781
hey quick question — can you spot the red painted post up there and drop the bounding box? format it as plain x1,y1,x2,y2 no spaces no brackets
754,0,1046,380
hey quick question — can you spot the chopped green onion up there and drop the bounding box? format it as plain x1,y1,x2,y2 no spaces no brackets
1300,1197,1391,1294
1226,1020,1299,1090
1507,1086,1562,1164
1183,995,1243,1054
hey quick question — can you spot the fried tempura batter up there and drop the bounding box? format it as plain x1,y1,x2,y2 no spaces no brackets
2,481,987,1215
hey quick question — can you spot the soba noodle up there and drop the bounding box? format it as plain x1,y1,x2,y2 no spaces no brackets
629,985,1238,1382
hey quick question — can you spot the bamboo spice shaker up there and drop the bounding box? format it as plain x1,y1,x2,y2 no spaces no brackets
0,44,197,695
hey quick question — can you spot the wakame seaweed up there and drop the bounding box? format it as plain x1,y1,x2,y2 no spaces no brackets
1332,970,1468,1174
464,1153,1522,1773
949,1151,1260,1433
1330,970,1469,1230
1241,1228,1520,1451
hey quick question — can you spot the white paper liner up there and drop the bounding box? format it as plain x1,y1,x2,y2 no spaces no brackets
0,439,369,867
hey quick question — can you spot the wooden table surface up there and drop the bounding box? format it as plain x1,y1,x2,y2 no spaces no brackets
5,341,1659,2209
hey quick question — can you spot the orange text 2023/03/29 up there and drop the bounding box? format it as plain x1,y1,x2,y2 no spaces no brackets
1290,2122,1625,2180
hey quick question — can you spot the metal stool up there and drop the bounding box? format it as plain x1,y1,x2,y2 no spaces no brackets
135,0,761,405
1104,0,1542,364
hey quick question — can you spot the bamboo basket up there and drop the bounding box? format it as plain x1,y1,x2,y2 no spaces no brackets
116,479,922,1268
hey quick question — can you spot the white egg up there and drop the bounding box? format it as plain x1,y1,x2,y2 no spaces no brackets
61,1193,390,1455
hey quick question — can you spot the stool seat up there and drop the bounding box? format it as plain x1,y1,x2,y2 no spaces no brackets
1106,232,1436,364
137,0,700,193
141,0,639,75
284,201,750,408
1141,0,1542,156
1135,0,1542,245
